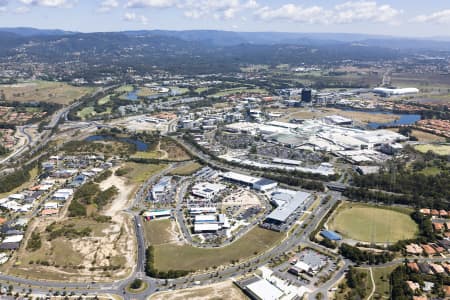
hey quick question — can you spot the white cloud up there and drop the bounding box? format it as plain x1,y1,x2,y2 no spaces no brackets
98,0,119,12
413,10,450,24
123,11,149,24
125,0,175,8
14,6,31,13
255,4,328,24
123,11,137,20
182,0,259,20
334,1,401,24
254,1,401,25
19,0,76,8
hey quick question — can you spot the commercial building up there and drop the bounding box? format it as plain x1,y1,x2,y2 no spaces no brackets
191,182,226,199
143,209,171,220
151,176,172,201
373,87,419,97
189,206,217,215
301,88,312,102
245,278,284,300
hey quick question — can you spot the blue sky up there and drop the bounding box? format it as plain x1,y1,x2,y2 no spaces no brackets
0,0,449,37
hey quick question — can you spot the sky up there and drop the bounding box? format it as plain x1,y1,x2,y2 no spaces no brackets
0,0,450,37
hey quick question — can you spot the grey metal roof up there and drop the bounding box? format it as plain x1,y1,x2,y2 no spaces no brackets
266,190,310,223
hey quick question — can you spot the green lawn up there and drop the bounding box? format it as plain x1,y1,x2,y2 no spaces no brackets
329,203,418,243
153,227,283,271
415,144,450,156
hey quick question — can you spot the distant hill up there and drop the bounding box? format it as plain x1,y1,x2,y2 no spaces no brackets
1,27,450,50
0,27,76,37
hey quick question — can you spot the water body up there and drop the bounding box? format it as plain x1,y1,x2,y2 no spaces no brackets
342,109,421,129
85,135,149,151
124,89,140,101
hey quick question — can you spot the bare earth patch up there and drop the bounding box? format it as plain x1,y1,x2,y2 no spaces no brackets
149,280,247,300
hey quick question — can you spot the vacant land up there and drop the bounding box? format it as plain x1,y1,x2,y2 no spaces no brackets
160,138,191,161
119,162,168,184
274,107,399,124
329,203,418,243
7,217,133,281
372,265,398,299
168,161,203,176
0,81,93,105
153,227,283,271
143,219,181,246
150,280,247,300
414,144,450,156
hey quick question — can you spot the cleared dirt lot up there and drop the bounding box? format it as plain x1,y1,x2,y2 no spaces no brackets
149,280,247,300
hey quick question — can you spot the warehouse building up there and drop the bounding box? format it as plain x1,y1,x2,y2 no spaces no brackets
266,190,310,224
220,172,278,191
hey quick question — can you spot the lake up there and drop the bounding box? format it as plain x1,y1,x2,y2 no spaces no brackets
124,89,140,101
85,135,149,151
367,113,421,129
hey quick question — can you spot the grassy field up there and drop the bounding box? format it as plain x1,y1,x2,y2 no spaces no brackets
137,87,159,97
0,167,38,199
334,268,373,300
160,138,191,161
98,95,111,105
210,87,268,97
121,162,168,184
168,161,202,176
77,106,96,119
143,219,177,246
389,129,446,142
372,265,398,299
153,227,283,271
415,144,450,156
329,203,418,243
0,81,93,105
150,280,247,300
130,151,164,160
114,85,134,93
419,166,442,176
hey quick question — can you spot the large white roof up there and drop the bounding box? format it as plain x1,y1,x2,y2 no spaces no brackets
246,279,284,300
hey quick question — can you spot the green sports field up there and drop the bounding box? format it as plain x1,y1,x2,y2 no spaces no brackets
329,203,418,243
